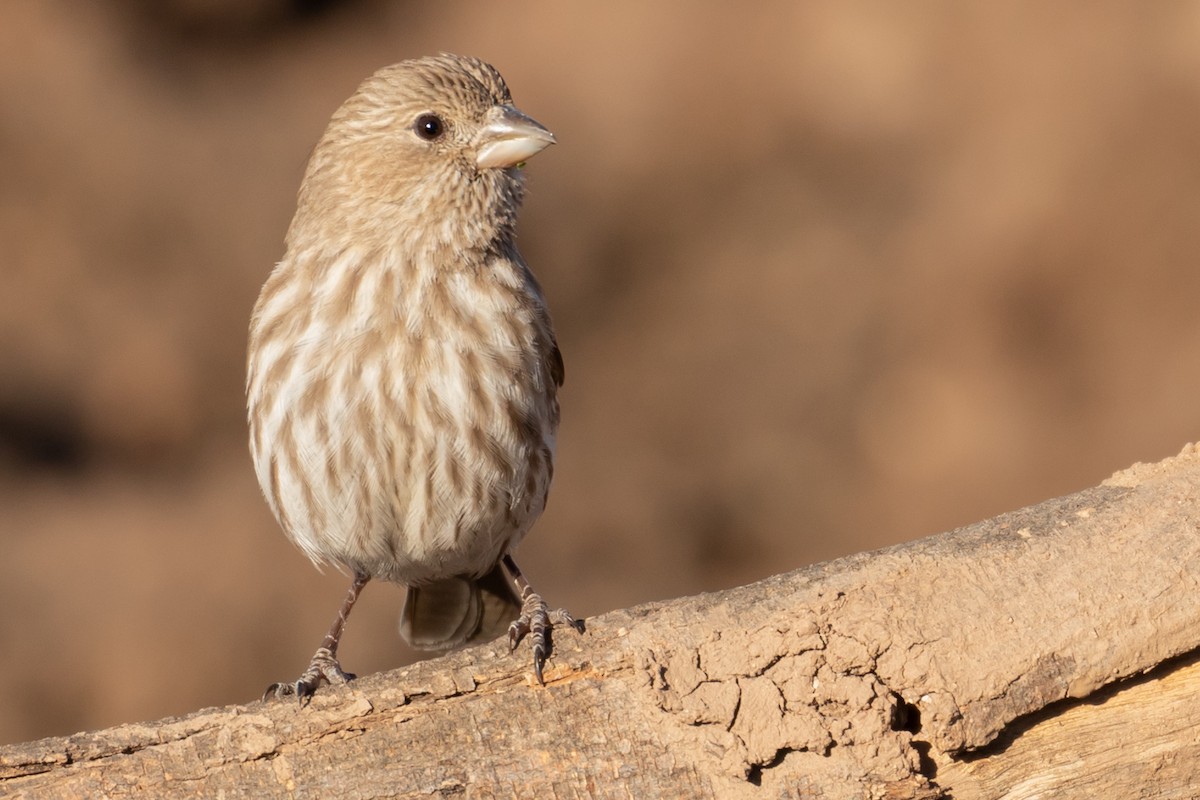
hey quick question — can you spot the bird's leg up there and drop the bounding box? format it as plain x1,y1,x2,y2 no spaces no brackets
501,554,583,684
265,572,370,704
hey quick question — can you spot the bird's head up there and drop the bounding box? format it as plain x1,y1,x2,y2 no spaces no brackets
289,54,556,255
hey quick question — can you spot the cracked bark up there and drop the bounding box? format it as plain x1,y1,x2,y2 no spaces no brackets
4,445,1200,799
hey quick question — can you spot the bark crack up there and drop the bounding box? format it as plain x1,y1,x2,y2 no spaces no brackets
644,610,931,786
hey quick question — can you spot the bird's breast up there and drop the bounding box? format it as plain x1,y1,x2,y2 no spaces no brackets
249,248,558,584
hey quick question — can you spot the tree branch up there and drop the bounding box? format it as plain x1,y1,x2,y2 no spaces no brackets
5,445,1200,799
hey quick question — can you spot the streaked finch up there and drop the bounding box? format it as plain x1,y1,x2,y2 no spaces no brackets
246,54,578,699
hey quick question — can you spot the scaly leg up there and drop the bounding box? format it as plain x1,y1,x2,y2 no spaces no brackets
265,572,370,704
501,554,583,684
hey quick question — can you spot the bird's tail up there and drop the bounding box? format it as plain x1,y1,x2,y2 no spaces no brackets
399,564,520,650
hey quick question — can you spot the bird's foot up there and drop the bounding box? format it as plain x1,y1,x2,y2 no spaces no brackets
263,646,356,704
508,592,584,685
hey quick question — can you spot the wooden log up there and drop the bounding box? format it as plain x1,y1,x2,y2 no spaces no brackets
4,445,1200,799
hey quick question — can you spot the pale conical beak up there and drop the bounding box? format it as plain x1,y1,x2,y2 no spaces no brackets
474,105,556,169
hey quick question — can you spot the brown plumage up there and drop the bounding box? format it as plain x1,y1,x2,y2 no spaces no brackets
247,54,578,699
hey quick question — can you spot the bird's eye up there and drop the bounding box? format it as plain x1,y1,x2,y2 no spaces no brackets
414,114,445,141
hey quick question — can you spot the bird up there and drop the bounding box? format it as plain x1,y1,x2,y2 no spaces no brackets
246,53,579,700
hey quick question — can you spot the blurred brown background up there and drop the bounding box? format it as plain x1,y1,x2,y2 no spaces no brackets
2,1,1198,745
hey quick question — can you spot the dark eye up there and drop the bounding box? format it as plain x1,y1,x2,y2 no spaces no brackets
414,114,445,141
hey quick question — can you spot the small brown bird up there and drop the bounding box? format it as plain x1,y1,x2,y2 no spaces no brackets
247,54,578,699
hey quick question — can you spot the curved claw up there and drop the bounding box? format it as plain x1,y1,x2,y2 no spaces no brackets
263,646,355,705
507,593,584,685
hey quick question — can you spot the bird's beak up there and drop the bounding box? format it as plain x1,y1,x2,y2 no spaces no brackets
474,105,556,170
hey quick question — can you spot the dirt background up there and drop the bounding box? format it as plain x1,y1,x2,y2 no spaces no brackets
2,1,1198,745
